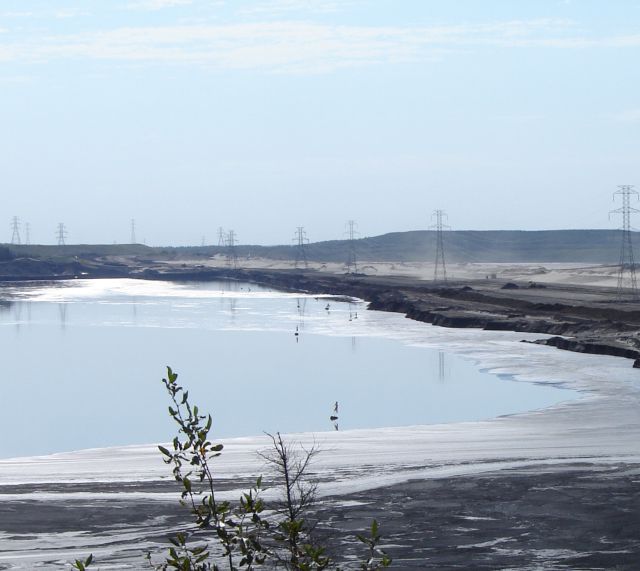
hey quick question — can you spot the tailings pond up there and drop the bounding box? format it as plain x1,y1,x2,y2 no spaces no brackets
0,278,577,458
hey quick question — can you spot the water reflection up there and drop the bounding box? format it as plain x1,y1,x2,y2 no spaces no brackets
227,298,237,320
0,279,577,458
58,303,68,330
12,302,23,333
296,298,306,327
438,351,446,382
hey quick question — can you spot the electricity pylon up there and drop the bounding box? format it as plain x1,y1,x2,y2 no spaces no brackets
610,185,639,301
345,220,358,274
57,223,67,246
130,219,136,244
293,226,309,269
430,210,449,283
10,216,21,245
226,230,238,269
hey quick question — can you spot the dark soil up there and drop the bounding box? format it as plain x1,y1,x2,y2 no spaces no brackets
2,465,639,569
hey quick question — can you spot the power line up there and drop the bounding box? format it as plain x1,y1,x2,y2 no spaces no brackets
610,185,639,301
293,226,309,269
430,209,449,283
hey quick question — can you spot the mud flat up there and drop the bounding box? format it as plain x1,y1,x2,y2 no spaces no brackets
2,464,639,569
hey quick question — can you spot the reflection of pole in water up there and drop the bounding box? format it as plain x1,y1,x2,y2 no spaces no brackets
351,336,357,353
295,298,307,343
438,351,445,381
58,303,68,330
227,298,237,322
296,298,306,326
132,297,138,322
348,301,359,322
13,302,22,332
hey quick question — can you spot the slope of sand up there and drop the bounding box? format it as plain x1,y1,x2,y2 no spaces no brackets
158,256,625,288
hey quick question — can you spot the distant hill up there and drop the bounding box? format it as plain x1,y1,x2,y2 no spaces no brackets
2,230,635,264
225,229,635,264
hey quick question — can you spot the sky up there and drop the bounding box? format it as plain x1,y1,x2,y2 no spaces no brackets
1,0,639,246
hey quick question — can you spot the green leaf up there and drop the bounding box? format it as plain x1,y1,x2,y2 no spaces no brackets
371,519,379,536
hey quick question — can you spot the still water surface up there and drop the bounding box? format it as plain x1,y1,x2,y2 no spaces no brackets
0,279,575,458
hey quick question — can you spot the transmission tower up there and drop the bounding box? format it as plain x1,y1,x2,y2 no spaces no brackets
293,226,309,269
345,220,359,274
25,222,30,245
226,230,238,269
130,219,136,244
610,185,639,301
218,227,226,247
56,223,67,246
430,209,449,283
10,216,21,245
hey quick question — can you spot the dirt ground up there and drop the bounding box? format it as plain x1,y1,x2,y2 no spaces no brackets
160,256,625,289
2,463,639,570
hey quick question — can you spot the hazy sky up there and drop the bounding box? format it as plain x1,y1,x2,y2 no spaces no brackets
1,0,639,245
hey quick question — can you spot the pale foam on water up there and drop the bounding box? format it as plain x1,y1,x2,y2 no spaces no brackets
4,278,333,303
